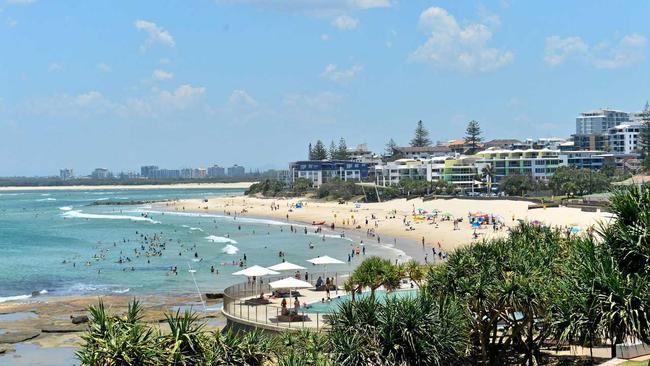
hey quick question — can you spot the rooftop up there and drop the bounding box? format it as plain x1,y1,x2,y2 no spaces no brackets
393,146,451,153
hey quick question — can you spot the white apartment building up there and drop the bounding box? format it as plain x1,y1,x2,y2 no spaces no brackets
474,148,568,182
607,123,643,154
576,109,629,135
375,157,478,189
347,143,382,165
375,159,428,186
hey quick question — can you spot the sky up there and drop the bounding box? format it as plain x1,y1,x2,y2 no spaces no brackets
1,0,649,176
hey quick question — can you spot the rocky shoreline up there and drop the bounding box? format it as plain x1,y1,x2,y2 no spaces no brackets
0,293,225,362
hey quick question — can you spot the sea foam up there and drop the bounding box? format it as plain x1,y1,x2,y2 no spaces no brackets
205,235,237,244
221,244,239,255
61,210,160,224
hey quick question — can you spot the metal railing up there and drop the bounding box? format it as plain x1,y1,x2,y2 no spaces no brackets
222,271,351,331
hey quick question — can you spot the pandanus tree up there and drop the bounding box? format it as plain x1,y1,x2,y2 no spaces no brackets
556,185,650,359
350,256,401,298
329,293,469,366
428,224,567,365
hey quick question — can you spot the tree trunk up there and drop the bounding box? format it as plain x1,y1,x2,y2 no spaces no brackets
480,330,489,365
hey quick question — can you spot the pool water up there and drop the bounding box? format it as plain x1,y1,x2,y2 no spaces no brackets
304,289,418,313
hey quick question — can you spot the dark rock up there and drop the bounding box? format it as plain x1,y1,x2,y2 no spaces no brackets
70,315,89,324
41,324,86,333
0,344,15,354
205,293,223,300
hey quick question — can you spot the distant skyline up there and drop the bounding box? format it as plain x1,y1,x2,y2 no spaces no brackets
1,0,649,176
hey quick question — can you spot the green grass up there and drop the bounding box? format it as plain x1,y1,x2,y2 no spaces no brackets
618,361,649,366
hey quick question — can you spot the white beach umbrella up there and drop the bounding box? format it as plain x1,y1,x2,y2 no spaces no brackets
307,255,344,265
233,265,279,296
269,277,313,290
233,265,279,277
269,277,313,305
307,256,344,293
268,261,307,272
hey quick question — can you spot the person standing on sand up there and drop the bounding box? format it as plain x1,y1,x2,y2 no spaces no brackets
422,236,425,249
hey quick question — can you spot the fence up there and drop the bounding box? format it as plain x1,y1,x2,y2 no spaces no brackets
222,271,351,332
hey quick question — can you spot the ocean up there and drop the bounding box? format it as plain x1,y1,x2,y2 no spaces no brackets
0,188,402,303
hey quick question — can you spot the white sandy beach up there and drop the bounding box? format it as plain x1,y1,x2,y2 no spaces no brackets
164,195,612,253
0,182,254,192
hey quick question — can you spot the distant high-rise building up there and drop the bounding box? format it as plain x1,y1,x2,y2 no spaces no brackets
91,168,112,179
59,168,74,180
156,169,181,179
207,165,225,178
227,165,246,177
576,109,629,135
140,165,159,179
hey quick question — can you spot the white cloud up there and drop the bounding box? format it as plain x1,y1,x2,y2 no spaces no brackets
124,85,206,118
152,69,174,81
409,7,513,72
75,91,105,107
332,15,358,30
320,63,363,83
7,18,18,27
545,34,647,69
48,62,63,72
134,20,175,50
96,63,111,73
155,84,205,109
320,33,330,41
228,89,258,109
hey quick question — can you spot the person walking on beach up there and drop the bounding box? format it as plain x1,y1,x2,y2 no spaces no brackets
421,236,425,249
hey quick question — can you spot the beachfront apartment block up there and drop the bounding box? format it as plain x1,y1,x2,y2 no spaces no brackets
607,122,645,154
207,165,225,177
90,168,112,179
347,143,383,165
289,160,370,188
375,157,478,189
576,109,629,135
227,165,246,177
473,148,567,183
59,168,74,180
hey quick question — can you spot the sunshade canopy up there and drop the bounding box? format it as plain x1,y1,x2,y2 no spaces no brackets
269,277,313,289
233,265,279,277
307,255,344,265
268,262,307,271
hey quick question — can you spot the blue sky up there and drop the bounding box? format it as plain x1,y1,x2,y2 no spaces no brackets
1,0,649,176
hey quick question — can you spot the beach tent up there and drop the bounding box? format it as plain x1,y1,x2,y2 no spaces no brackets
268,262,306,272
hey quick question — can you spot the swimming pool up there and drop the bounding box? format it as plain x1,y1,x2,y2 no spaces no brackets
304,289,419,313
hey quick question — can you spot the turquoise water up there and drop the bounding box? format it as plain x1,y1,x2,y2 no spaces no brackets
305,289,418,313
0,188,400,303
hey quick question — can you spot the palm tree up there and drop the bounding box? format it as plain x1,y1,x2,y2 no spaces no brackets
481,164,494,193
403,260,427,288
